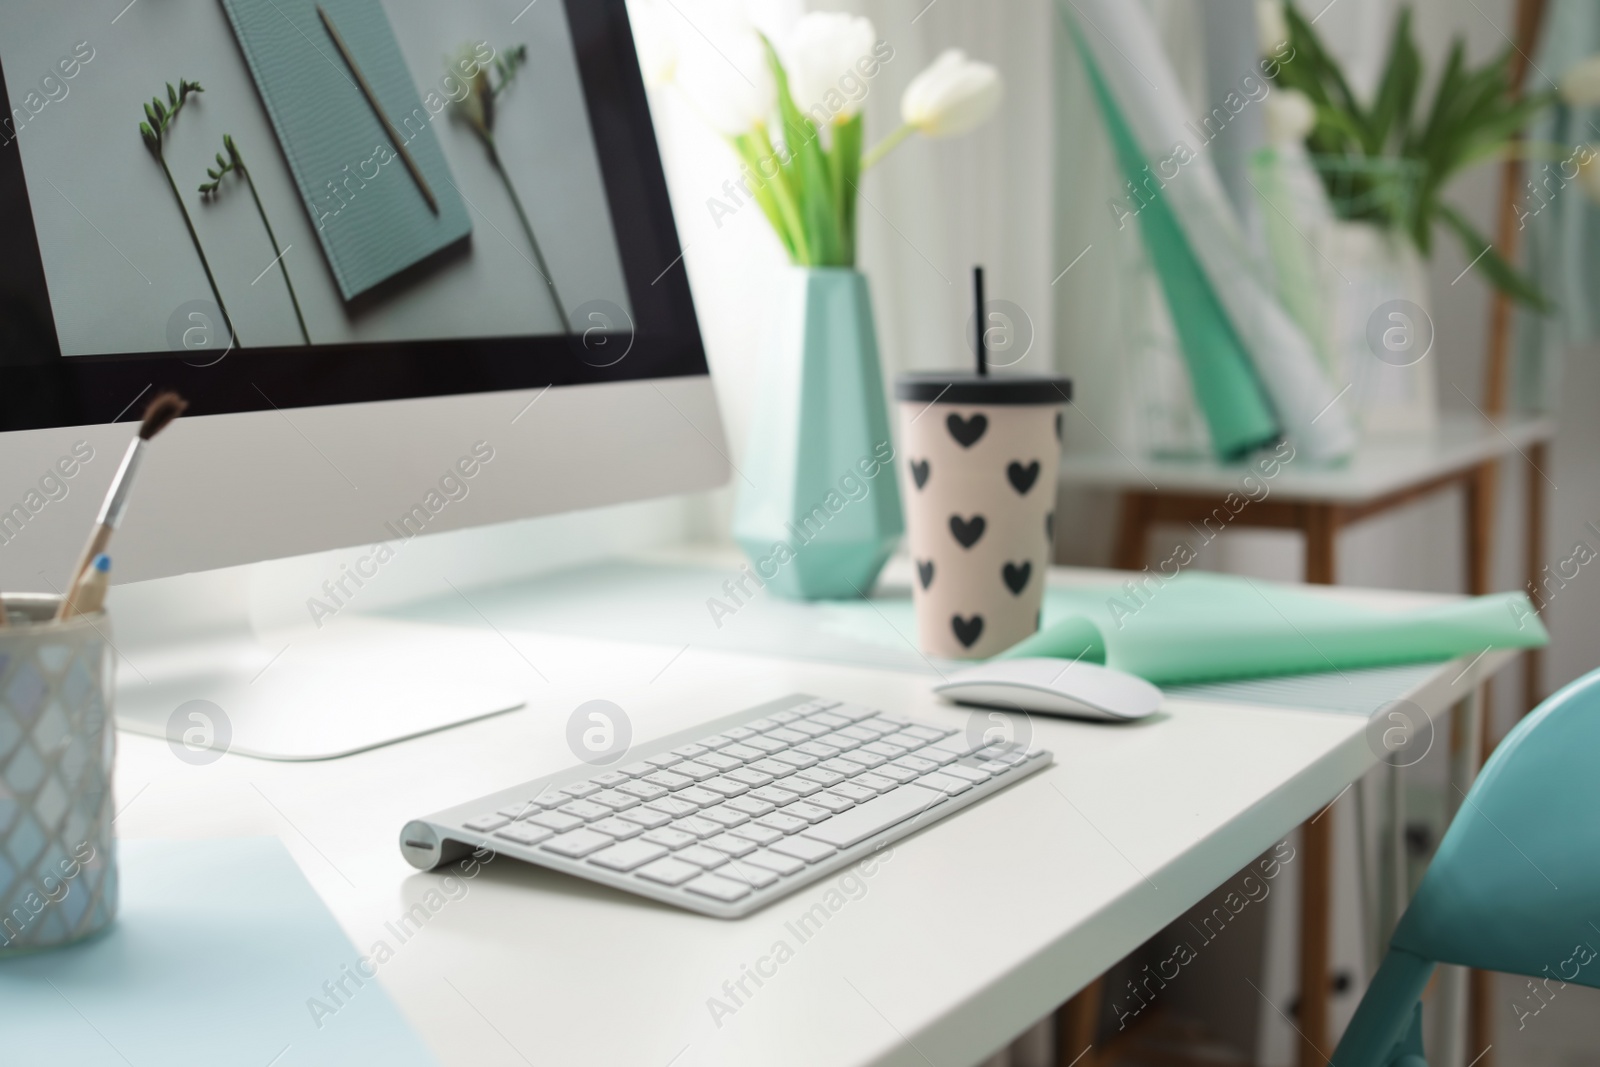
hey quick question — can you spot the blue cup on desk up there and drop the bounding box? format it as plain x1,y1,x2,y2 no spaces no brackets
0,594,118,956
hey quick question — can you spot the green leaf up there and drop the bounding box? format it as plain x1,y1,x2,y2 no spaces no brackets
144,102,160,131
832,114,863,265
139,121,158,151
1368,9,1420,154
154,98,168,124
764,36,842,266
1435,200,1551,310
167,82,177,107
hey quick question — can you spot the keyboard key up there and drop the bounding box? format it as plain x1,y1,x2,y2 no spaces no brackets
672,815,724,838
698,752,743,772
494,823,553,846
684,874,751,902
727,822,784,845
726,768,773,788
747,758,796,777
821,757,869,776
497,802,539,820
779,801,832,823
723,727,756,740
703,833,758,857
978,760,1016,775
559,800,611,821
767,710,801,723
591,771,632,788
699,733,736,748
589,817,643,840
636,857,701,886
930,735,984,757
884,731,930,750
720,743,764,761
529,810,585,832
643,827,698,850
743,736,787,754
787,720,831,738
769,776,819,796
716,860,781,888
672,761,720,781
764,727,807,744
842,749,887,769
795,766,844,787
589,839,669,871
617,807,672,829
464,814,511,832
817,731,862,751
911,745,958,766
672,743,710,759
616,780,667,801
828,782,877,803
742,849,805,876
588,789,640,811
755,812,808,834
806,711,850,729
725,795,774,816
698,805,750,828
675,845,729,869
853,719,898,738
745,717,778,731
793,741,841,759
892,755,940,774
916,772,972,796
831,703,880,722
621,762,656,777
800,785,943,849
700,777,749,798
809,792,855,814
873,764,921,785
643,796,699,818
838,725,879,742
768,836,836,863
852,773,899,793
645,752,683,767
767,750,818,769
942,764,992,783
560,781,602,798
675,787,723,807
862,741,909,759
541,828,614,858
748,785,801,805
904,725,950,742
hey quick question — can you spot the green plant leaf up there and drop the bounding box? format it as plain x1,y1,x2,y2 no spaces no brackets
139,121,158,151
832,114,863,265
1368,9,1420,154
167,82,177,107
1435,200,1551,310
145,101,160,131
763,36,843,266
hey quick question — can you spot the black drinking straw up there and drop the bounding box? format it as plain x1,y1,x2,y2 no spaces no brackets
973,265,987,377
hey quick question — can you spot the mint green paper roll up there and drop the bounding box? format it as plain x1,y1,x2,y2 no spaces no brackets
1003,573,1548,685
1067,23,1281,460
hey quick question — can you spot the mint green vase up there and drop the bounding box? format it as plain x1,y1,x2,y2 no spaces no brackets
733,268,904,600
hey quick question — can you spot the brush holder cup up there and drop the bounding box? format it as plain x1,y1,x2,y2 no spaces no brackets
0,594,118,956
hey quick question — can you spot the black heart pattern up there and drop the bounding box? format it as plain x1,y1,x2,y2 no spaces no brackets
1045,512,1054,541
952,614,984,648
949,514,986,549
917,559,935,590
946,413,988,448
910,459,930,489
1003,561,1032,595
1055,411,1063,442
1007,460,1040,495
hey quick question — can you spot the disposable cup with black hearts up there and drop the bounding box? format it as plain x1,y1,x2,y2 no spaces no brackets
895,373,1071,659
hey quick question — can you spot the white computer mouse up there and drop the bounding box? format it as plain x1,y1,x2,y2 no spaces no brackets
933,658,1163,722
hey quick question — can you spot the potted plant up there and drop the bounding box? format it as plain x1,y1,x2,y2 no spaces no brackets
644,8,1002,598
1259,2,1552,436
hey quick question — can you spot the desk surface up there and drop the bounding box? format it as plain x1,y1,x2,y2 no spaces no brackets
1058,412,1555,503
111,555,1513,1067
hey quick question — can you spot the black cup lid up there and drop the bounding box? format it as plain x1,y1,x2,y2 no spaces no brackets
895,373,1072,405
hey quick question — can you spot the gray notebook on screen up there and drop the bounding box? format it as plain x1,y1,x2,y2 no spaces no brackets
220,0,471,300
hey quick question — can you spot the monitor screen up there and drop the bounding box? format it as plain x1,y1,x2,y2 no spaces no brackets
0,0,705,429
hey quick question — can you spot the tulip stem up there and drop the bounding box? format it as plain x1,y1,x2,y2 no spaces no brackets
860,123,914,171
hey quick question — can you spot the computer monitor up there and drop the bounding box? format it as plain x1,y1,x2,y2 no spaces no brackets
0,0,728,758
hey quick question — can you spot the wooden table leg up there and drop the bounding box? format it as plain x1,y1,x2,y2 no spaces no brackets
1057,981,1102,1067
1297,504,1338,1067
1113,492,1151,571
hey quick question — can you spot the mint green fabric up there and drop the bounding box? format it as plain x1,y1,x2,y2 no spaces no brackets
1002,573,1548,684
1064,18,1281,460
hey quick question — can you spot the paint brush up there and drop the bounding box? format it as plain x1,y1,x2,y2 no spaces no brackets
64,555,111,619
55,392,187,621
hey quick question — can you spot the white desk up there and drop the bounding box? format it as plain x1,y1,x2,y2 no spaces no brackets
109,555,1514,1067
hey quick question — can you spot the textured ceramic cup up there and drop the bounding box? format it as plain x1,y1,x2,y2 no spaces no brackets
896,374,1071,659
0,594,118,955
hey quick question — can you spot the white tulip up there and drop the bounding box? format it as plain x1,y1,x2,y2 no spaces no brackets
782,12,879,124
626,0,679,89
673,23,776,136
1256,0,1291,57
1265,88,1317,144
1560,54,1600,108
901,50,1002,139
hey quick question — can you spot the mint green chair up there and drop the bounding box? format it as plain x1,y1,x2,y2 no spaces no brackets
1330,666,1600,1065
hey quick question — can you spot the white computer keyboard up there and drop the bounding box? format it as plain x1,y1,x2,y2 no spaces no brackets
400,694,1052,918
